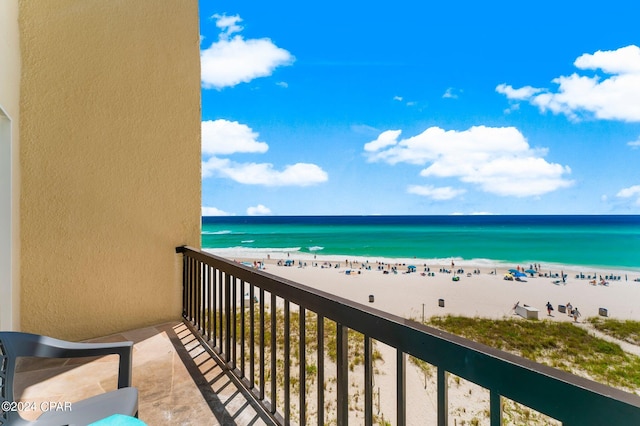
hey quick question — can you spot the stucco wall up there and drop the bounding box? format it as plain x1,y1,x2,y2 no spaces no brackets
0,0,21,331
19,0,201,340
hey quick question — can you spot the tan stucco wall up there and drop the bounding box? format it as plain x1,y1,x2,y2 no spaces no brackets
0,0,21,331
19,0,201,340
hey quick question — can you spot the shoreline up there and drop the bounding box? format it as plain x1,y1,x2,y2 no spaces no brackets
204,247,640,277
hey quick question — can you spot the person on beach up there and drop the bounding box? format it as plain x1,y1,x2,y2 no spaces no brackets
566,302,572,316
546,301,553,316
573,307,581,322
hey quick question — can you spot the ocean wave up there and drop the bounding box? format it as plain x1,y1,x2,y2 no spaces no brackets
241,240,255,243
308,246,324,252
202,230,233,235
204,247,301,258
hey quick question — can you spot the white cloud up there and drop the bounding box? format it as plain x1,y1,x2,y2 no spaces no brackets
247,204,272,215
442,87,463,99
276,81,289,88
201,15,294,89
497,45,640,122
202,119,268,155
203,157,328,186
574,45,640,74
212,14,243,39
407,185,466,200
496,84,543,100
617,185,640,205
628,136,640,149
364,125,573,197
202,119,328,187
364,130,402,152
202,206,233,216
393,96,403,101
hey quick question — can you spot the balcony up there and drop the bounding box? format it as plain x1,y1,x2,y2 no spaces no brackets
14,247,640,425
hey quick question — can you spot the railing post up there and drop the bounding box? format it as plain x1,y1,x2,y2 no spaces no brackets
260,288,265,400
397,350,406,426
438,367,448,426
270,292,277,414
299,307,306,425
490,390,502,426
364,335,373,425
181,251,187,318
317,315,325,426
284,301,291,425
336,323,349,426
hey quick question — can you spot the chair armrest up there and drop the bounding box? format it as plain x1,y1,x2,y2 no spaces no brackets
0,332,133,388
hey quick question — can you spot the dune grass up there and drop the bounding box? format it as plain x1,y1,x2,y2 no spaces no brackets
587,317,640,345
426,315,640,391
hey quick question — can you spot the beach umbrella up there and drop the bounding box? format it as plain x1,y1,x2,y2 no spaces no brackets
508,269,519,274
514,271,526,278
525,269,537,274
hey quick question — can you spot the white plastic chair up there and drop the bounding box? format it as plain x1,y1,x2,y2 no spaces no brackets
0,332,138,425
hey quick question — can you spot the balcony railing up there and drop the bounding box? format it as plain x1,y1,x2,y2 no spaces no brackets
176,246,640,425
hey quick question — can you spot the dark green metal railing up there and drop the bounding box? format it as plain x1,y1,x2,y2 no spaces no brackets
177,246,640,425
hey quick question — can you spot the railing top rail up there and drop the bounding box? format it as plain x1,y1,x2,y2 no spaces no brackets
177,246,640,424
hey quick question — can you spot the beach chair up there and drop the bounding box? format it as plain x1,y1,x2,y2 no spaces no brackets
0,332,138,425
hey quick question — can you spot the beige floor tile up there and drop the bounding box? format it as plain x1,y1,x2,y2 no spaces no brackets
11,321,275,426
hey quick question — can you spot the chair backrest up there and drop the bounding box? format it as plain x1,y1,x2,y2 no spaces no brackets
0,333,19,424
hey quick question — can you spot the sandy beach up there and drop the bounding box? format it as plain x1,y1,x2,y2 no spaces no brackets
212,250,640,323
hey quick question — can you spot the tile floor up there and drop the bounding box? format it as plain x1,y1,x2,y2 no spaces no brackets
13,321,274,425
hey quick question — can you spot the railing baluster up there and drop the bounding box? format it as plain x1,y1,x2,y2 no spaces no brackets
317,314,325,426
284,301,291,425
232,276,237,369
260,288,265,400
299,307,306,426
437,367,448,426
191,257,196,323
182,253,187,318
240,279,245,378
490,390,502,426
204,264,210,341
207,266,216,346
249,282,255,389
270,292,277,414
199,261,204,334
224,273,232,363
365,335,372,425
213,269,222,353
397,349,406,426
336,323,348,426
187,257,193,321
218,269,223,352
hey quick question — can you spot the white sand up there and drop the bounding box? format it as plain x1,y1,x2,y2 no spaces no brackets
216,251,640,323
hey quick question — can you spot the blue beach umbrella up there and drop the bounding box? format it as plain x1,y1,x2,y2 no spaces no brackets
508,269,520,274
514,271,526,278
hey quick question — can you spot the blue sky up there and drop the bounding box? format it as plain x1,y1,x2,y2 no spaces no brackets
199,1,640,216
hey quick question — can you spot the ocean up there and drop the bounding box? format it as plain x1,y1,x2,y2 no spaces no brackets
202,215,640,271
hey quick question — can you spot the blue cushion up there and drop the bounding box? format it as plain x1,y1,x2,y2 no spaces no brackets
89,414,147,426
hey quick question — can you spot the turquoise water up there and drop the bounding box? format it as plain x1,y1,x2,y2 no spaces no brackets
202,216,640,270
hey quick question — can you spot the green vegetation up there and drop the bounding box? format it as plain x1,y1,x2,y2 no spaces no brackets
587,317,640,345
426,315,640,390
